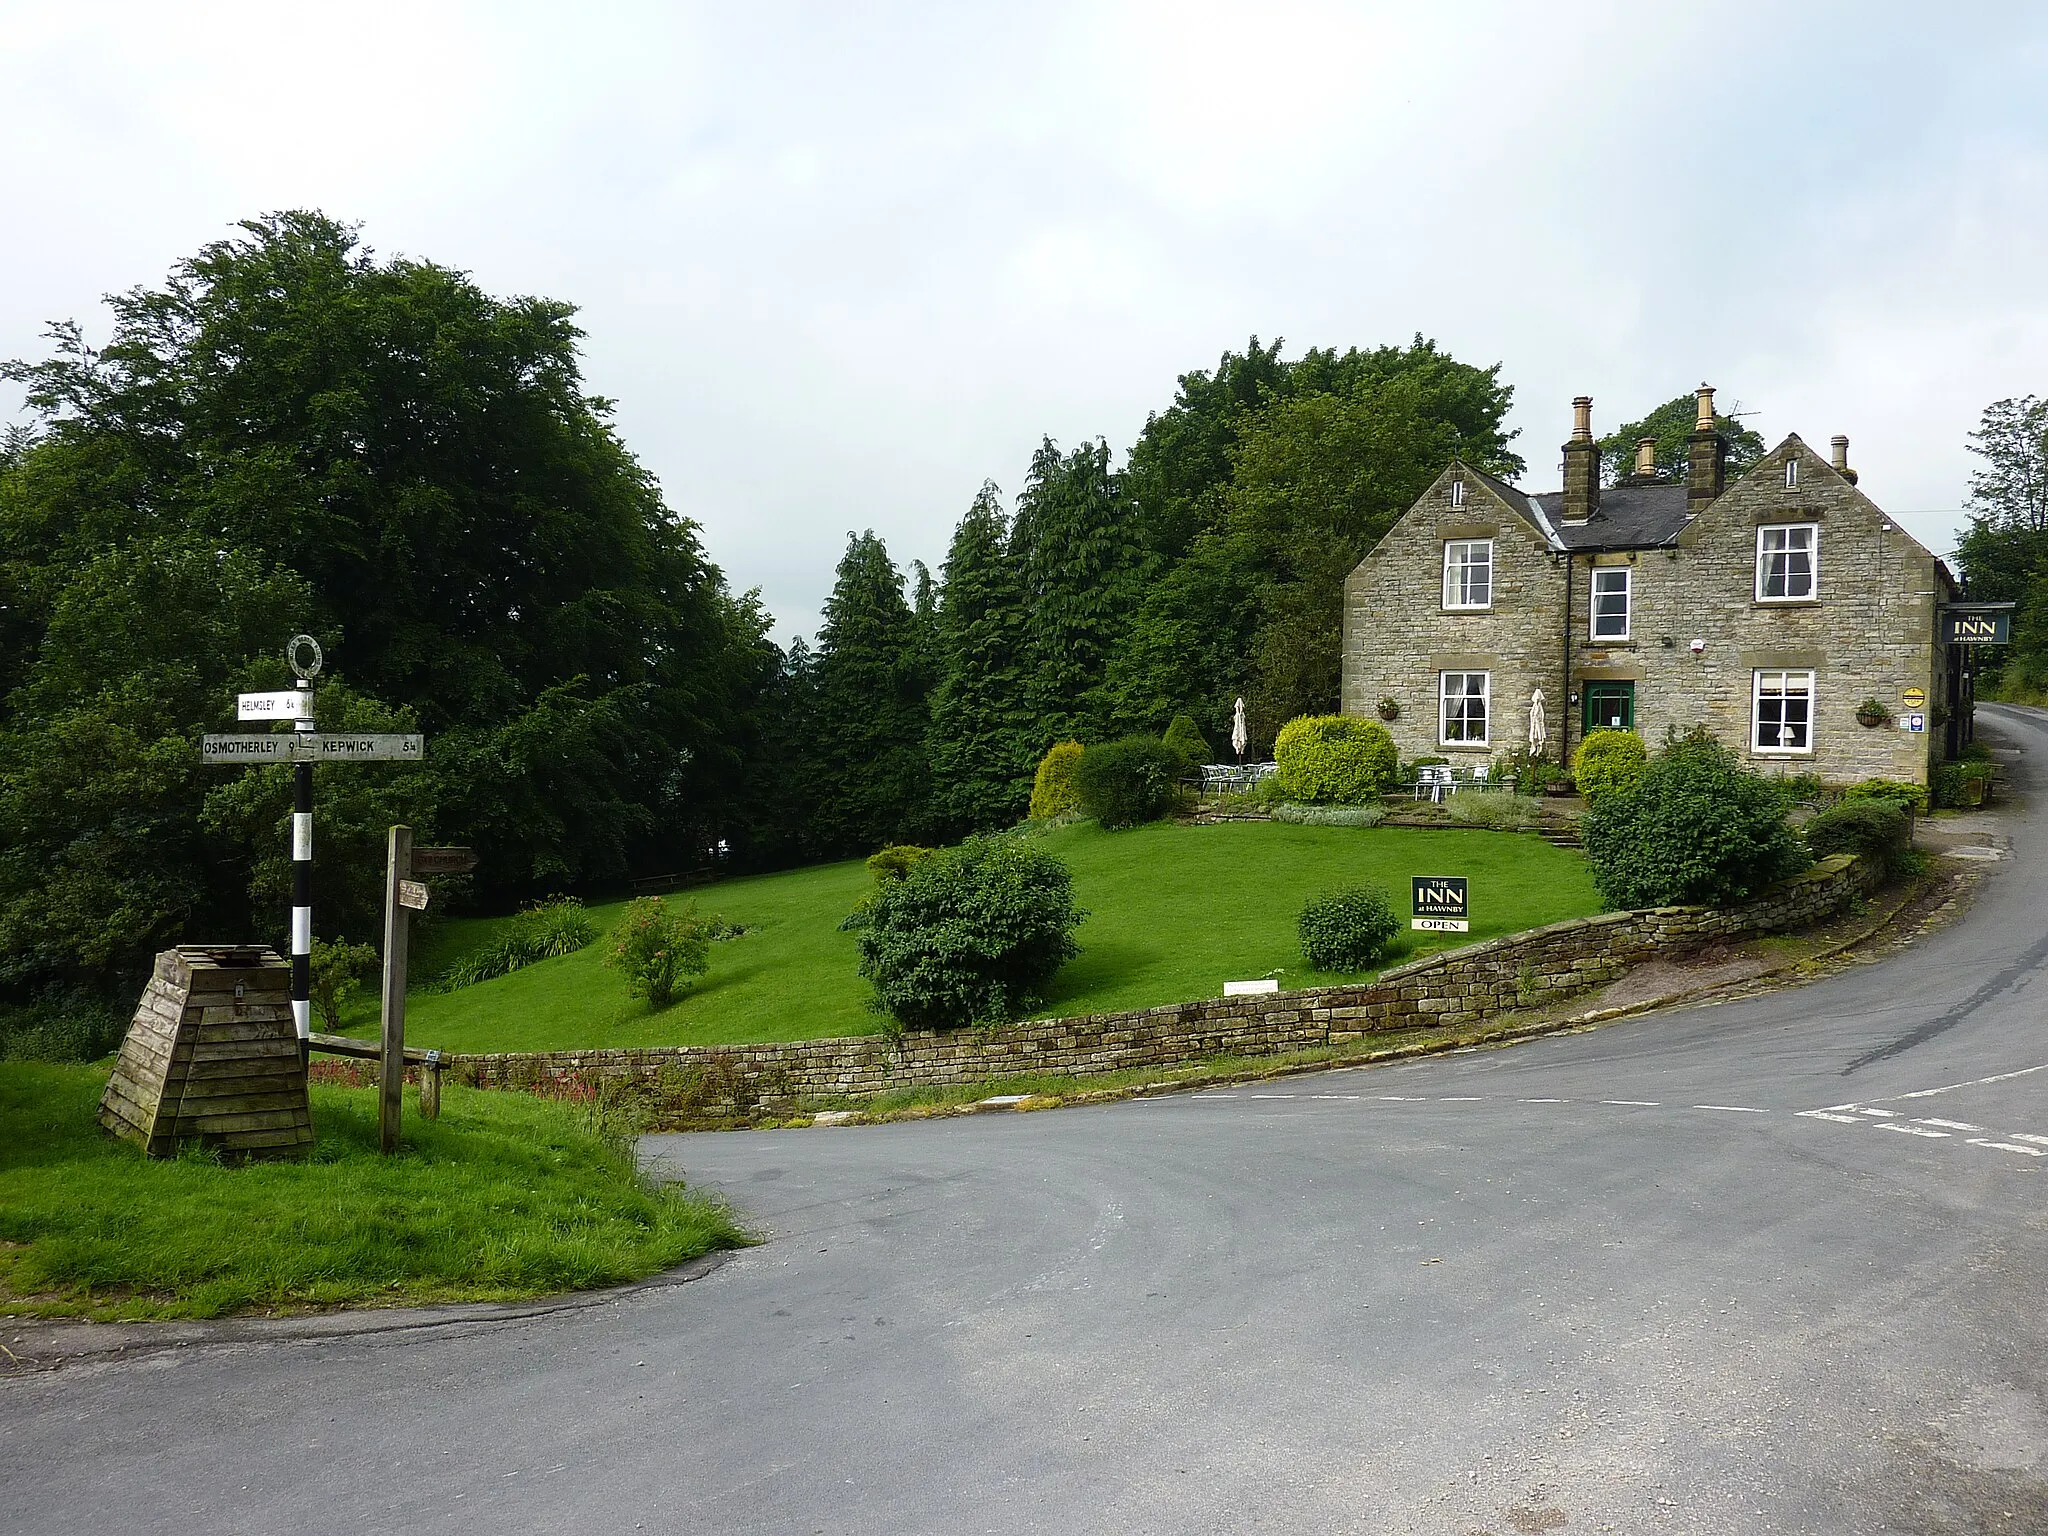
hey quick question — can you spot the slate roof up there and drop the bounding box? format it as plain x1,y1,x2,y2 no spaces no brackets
1525,483,1693,551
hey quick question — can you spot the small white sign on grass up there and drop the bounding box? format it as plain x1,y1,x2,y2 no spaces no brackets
1223,979,1280,997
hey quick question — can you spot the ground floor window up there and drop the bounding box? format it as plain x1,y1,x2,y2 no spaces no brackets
1753,669,1814,754
1440,671,1489,745
1582,680,1634,733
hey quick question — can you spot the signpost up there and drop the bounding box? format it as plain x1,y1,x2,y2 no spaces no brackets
375,844,472,1152
201,733,424,763
1412,876,1469,933
1942,605,2013,646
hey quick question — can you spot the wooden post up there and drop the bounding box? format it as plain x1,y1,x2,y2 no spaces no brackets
378,824,413,1153
419,1051,442,1119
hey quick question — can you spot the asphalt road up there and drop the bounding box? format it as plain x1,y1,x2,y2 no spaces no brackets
6,709,2047,1536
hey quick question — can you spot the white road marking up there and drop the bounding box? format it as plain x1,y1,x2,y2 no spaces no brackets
1798,1112,1865,1124
1438,1096,1483,1102
1881,1062,2048,1103
1249,1094,1297,1100
1519,1098,1568,1103
1601,1100,1662,1107
1857,1108,1898,1117
1693,1104,1770,1114
1968,1139,2048,1158
2009,1134,2048,1147
1878,1124,1950,1138
1379,1096,1425,1101
1913,1119,1983,1132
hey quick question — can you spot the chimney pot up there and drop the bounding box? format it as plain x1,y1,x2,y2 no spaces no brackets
1694,384,1715,431
1561,397,1600,522
1571,396,1593,442
1831,434,1857,485
1634,437,1657,477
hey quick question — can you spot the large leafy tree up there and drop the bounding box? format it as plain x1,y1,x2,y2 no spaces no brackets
926,483,1034,835
1597,392,1765,485
0,211,774,997
806,532,931,854
1954,395,2048,697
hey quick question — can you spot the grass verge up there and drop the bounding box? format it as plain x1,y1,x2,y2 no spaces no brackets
0,1062,749,1322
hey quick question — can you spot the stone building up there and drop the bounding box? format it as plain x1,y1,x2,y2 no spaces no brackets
1340,387,1963,785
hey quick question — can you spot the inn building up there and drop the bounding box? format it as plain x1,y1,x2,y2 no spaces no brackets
1340,388,1965,786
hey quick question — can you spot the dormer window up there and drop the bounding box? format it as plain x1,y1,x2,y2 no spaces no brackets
1442,539,1493,610
1756,524,1818,601
1449,479,1466,510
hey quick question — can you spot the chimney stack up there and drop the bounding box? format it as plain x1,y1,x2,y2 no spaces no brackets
1561,395,1599,524
1831,434,1858,485
1634,436,1657,478
1686,382,1727,515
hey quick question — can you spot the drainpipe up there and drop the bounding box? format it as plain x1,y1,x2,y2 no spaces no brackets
1560,552,1573,768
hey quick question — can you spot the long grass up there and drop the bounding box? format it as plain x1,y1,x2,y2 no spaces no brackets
362,820,1597,1053
0,1063,747,1321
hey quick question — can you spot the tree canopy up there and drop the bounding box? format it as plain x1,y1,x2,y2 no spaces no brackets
1597,392,1765,485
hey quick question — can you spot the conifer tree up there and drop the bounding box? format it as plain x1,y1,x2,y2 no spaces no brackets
808,532,931,854
927,484,1034,834
1017,437,1137,743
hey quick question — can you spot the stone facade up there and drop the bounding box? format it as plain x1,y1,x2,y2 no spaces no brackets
450,854,1873,1122
1341,401,1961,785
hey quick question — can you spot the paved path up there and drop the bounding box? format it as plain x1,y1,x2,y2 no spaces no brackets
6,710,2046,1535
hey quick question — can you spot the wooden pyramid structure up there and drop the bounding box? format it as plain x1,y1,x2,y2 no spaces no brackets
98,945,314,1159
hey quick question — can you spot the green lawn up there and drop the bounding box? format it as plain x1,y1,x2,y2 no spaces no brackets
365,820,1598,1054
0,1062,747,1321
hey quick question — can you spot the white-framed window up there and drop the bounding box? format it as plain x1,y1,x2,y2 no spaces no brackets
1785,457,1798,489
1449,479,1467,510
1752,669,1814,754
1440,671,1490,746
1442,539,1493,610
1590,566,1631,640
1756,523,1818,601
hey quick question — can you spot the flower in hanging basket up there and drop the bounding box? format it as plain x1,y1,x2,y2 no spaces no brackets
1855,696,1889,727
1376,696,1401,721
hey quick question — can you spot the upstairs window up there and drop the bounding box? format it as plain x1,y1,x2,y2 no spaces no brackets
1590,566,1631,640
1752,670,1814,754
1756,524,1818,601
1449,479,1467,510
1442,539,1493,610
1785,457,1799,489
1440,672,1490,746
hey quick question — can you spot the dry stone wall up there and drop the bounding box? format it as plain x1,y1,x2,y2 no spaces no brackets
451,855,1875,1121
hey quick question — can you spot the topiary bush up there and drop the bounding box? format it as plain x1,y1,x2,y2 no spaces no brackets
1297,884,1400,971
1162,713,1213,772
1803,797,1911,879
1075,736,1186,829
1573,729,1648,803
1028,740,1085,820
1274,715,1398,805
1581,731,1809,909
858,835,1085,1028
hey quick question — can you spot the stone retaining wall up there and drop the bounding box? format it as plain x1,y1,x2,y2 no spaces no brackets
452,854,1872,1118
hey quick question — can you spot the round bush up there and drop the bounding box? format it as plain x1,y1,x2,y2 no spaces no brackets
1028,740,1085,820
1803,798,1909,878
1840,778,1928,814
1581,732,1809,909
1298,884,1400,971
866,844,933,882
1162,713,1213,772
1075,736,1186,829
1572,730,1648,803
857,836,1085,1028
1273,715,1398,805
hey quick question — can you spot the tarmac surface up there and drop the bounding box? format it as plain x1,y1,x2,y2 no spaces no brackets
4,707,2045,1535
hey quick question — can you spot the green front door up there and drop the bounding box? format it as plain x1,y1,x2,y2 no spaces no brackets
1583,681,1635,733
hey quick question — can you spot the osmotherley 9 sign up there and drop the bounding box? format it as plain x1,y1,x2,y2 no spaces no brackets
201,733,424,763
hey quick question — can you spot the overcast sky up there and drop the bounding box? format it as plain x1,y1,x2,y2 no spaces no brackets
5,2,2045,640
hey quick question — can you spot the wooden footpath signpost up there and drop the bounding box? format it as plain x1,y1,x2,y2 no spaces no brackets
375,830,477,1152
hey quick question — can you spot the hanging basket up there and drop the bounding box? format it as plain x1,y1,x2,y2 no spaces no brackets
1376,696,1401,722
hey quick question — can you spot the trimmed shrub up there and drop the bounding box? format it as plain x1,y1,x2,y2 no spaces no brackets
1573,730,1648,803
866,845,934,882
1272,802,1387,828
1445,793,1541,831
604,897,711,1008
442,896,599,988
858,835,1085,1028
1274,715,1398,805
1804,798,1911,879
1931,759,1993,808
1297,884,1400,971
1028,740,1085,820
1581,732,1809,909
1075,736,1186,829
1162,714,1213,772
309,938,379,1032
1841,778,1928,814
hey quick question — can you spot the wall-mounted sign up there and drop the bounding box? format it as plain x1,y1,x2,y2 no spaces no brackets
1412,875,1469,933
1901,687,1926,710
397,879,430,912
1943,609,2011,645
1898,713,1926,734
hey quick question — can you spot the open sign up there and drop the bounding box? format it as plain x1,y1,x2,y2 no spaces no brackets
1412,876,1469,932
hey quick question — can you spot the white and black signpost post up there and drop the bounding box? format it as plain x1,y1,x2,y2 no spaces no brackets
203,636,426,1068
